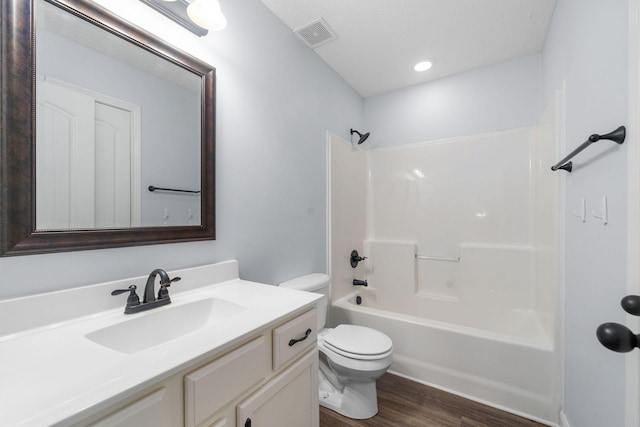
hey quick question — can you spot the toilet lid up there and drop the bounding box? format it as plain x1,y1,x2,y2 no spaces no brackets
323,324,392,356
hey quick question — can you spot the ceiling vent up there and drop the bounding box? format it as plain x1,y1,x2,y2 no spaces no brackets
294,18,338,49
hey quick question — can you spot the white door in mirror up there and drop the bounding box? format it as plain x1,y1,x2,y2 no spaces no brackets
36,78,94,229
95,102,132,228
36,77,141,230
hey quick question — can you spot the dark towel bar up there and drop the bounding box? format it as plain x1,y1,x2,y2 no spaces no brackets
551,126,626,172
148,185,201,194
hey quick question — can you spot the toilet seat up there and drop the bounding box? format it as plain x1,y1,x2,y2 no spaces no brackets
322,325,393,360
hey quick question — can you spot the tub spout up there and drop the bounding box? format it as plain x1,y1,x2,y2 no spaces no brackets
353,279,368,287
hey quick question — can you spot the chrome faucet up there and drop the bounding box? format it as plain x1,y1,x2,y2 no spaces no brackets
112,268,181,314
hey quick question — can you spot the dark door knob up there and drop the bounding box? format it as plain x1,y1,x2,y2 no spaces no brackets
596,322,639,352
596,295,640,353
621,295,640,316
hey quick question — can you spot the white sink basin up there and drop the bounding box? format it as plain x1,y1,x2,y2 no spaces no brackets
85,297,246,353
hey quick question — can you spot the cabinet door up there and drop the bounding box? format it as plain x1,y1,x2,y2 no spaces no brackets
236,350,318,427
185,335,269,427
89,387,176,427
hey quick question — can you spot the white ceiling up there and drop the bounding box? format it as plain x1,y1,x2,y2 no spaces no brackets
259,0,557,98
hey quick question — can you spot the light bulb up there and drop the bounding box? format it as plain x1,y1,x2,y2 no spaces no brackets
414,61,433,72
187,0,227,31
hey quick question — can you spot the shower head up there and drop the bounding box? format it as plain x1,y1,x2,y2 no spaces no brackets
350,128,370,145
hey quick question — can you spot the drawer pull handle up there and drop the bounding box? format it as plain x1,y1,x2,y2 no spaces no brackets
289,328,312,347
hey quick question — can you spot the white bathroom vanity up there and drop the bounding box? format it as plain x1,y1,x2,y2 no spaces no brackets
0,261,320,427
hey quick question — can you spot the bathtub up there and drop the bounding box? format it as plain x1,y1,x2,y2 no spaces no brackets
330,288,559,425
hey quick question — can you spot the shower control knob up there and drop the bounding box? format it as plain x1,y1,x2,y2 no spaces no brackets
350,250,368,268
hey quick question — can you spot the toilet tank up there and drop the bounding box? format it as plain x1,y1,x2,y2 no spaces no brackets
278,273,330,330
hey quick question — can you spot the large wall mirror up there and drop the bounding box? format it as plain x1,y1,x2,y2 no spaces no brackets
1,0,216,256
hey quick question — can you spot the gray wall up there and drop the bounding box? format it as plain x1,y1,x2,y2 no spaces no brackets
542,1,628,426
363,54,542,148
1,0,363,299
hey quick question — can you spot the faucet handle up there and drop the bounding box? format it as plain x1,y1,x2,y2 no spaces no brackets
158,276,181,300
111,285,140,307
350,250,368,268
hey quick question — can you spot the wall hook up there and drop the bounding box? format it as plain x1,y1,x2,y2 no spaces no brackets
572,198,586,222
591,196,608,225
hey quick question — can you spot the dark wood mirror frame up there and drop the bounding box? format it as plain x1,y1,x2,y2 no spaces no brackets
0,0,216,256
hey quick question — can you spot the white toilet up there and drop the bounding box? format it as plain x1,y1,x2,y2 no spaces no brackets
279,273,393,419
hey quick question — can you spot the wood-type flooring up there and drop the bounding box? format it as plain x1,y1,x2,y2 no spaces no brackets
319,374,548,427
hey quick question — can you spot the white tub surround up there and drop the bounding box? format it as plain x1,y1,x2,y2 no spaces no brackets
0,261,321,427
328,123,560,425
362,240,550,348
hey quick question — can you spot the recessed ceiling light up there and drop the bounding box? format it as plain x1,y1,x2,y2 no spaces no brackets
414,61,433,72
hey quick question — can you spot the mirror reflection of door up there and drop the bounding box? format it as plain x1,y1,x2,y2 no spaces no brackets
36,77,141,230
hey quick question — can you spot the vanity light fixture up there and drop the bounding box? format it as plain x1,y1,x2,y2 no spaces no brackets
414,60,433,72
139,0,227,36
187,0,227,31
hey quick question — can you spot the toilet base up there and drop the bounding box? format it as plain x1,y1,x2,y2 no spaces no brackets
318,369,379,419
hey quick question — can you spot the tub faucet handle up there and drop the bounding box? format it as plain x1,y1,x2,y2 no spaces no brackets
350,250,368,268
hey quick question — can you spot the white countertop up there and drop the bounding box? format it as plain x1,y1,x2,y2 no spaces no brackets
0,261,320,426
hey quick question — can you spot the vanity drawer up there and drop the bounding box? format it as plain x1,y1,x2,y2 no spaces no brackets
272,308,317,371
184,335,269,427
